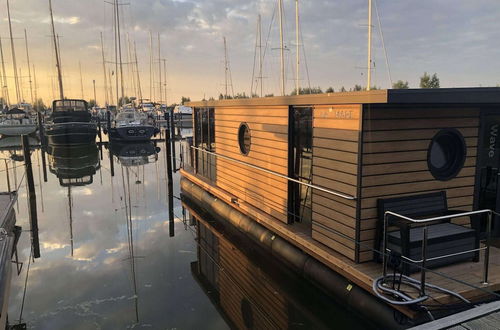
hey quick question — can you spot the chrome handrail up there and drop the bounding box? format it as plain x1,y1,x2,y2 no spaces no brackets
190,146,356,200
382,209,497,297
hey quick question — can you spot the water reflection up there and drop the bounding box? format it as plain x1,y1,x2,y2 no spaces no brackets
109,141,159,167
46,144,100,186
184,199,374,330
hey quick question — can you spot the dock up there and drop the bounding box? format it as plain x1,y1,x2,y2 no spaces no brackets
409,300,500,330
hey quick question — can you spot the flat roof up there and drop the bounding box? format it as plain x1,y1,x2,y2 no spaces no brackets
187,87,500,107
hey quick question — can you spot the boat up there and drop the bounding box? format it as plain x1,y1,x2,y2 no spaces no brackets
44,99,97,145
180,88,500,328
0,108,37,136
106,107,158,142
0,191,21,329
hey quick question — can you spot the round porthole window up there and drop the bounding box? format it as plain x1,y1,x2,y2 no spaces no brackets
427,129,467,181
238,123,251,155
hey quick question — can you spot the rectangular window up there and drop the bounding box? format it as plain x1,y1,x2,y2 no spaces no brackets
194,107,216,182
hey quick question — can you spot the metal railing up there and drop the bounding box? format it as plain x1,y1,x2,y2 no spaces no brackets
188,145,356,201
382,209,497,297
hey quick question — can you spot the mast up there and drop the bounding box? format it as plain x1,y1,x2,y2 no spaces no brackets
100,32,109,105
127,33,136,99
49,0,64,99
133,41,142,101
19,68,24,102
0,38,9,106
367,0,372,91
32,64,38,109
295,0,300,95
223,37,228,99
115,0,125,105
258,14,263,98
113,0,119,106
79,61,84,99
278,0,285,96
162,59,167,105
6,0,21,103
108,68,114,106
149,31,153,102
24,30,34,105
158,33,162,104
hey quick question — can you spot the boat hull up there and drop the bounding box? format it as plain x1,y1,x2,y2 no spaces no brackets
108,125,158,142
45,122,97,145
0,124,37,136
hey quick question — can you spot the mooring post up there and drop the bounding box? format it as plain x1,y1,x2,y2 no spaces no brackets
170,111,177,172
165,129,174,237
37,112,45,145
40,147,48,182
22,135,40,258
4,160,11,193
97,118,103,160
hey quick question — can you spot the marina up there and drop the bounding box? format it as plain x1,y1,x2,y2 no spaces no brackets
0,0,499,329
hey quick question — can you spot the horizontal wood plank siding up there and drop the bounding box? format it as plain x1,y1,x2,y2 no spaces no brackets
358,106,480,262
311,104,362,261
215,106,289,223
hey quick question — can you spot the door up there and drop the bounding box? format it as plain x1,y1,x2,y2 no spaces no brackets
288,106,313,234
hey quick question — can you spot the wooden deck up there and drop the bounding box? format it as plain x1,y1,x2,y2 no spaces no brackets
181,170,500,318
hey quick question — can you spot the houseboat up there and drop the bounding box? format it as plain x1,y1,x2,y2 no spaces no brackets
180,88,500,328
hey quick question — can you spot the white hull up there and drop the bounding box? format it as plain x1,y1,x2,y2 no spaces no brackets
0,124,37,136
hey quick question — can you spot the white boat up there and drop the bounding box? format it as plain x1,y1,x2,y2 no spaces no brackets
0,108,37,136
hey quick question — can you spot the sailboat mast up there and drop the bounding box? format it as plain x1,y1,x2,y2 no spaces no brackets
367,0,372,91
258,14,263,98
295,0,300,95
24,30,34,105
223,37,228,99
115,0,125,105
6,0,21,103
278,0,285,96
113,0,119,105
108,68,114,106
126,34,136,99
162,59,167,105
133,41,142,101
149,31,153,102
79,61,84,99
33,64,38,110
49,0,64,99
0,38,10,106
100,32,109,105
158,33,162,104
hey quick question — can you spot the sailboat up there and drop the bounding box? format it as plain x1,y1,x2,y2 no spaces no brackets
44,0,97,145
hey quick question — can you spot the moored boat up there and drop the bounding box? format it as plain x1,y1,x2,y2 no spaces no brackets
0,108,37,136
106,107,158,142
44,99,97,145
180,88,500,327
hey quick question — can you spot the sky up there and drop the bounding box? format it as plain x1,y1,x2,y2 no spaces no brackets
1,0,500,106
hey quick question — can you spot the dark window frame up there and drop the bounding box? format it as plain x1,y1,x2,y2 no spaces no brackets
238,122,251,155
427,128,467,181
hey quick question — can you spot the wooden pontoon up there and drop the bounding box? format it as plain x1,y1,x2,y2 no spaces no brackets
181,88,500,326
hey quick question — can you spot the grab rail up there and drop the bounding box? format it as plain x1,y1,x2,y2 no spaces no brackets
382,209,497,297
190,146,356,201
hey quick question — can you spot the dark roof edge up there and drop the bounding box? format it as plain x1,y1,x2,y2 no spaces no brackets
387,87,500,104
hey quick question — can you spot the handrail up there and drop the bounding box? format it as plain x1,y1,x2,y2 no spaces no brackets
190,146,356,200
382,209,498,297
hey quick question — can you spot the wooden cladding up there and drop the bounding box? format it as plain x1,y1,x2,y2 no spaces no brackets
311,104,362,260
214,106,289,223
357,106,480,262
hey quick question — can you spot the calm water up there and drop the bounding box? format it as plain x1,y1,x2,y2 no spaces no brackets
0,133,374,329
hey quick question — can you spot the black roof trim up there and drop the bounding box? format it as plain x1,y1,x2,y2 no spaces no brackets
387,87,500,104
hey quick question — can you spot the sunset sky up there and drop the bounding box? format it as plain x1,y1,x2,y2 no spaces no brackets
1,0,500,106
